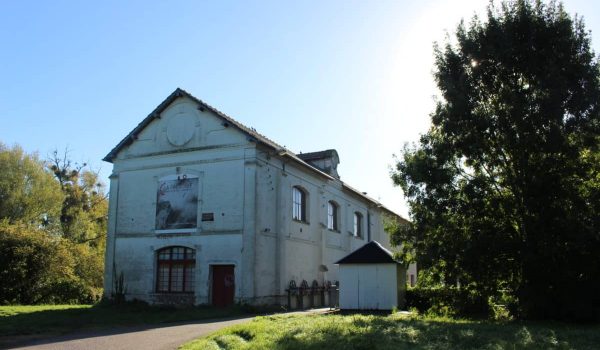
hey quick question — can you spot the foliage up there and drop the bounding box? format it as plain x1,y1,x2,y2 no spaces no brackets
0,144,107,305
49,148,108,247
180,313,600,350
0,222,96,304
0,143,64,228
112,270,127,304
406,287,489,318
390,0,600,321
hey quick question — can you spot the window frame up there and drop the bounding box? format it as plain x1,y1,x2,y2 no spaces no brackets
353,212,363,237
327,200,339,231
156,246,196,294
292,186,307,223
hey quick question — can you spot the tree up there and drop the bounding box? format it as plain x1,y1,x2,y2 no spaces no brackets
0,143,64,228
0,221,102,304
391,0,600,320
48,149,108,295
0,144,106,304
49,148,108,247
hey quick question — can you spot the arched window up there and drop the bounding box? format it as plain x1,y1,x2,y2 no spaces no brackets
156,246,195,293
327,201,339,231
292,186,307,222
353,212,363,237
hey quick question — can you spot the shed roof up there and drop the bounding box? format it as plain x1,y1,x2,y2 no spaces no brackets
335,241,398,264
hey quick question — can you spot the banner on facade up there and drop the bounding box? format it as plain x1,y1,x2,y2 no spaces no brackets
155,175,198,230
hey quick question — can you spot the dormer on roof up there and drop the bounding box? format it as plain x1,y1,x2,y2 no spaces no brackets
298,149,340,179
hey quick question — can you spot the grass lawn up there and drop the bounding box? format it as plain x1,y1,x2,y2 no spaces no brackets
180,312,600,350
0,303,249,343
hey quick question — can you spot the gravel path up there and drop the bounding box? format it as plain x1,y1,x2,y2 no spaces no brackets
8,308,331,350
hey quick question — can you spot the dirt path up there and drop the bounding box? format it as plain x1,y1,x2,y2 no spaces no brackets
8,308,332,350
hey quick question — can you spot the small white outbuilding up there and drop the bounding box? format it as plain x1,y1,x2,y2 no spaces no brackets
335,241,406,310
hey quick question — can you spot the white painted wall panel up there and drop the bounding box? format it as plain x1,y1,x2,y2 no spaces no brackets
339,264,400,310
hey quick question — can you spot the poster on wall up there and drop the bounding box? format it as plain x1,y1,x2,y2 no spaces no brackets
155,175,198,230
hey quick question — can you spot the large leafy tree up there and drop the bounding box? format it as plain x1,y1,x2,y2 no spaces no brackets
49,149,108,248
0,143,64,227
0,145,106,304
391,0,600,320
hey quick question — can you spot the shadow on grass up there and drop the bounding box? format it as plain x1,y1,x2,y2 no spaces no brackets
268,313,600,350
0,303,256,348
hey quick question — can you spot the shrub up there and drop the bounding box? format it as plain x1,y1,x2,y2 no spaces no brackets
406,287,489,318
0,222,103,304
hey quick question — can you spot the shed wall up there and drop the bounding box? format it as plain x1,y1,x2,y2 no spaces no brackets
339,263,399,310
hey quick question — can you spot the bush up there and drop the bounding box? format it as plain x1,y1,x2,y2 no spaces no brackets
45,279,103,304
0,222,103,304
406,287,490,318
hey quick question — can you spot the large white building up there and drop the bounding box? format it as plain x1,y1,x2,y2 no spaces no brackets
102,88,414,306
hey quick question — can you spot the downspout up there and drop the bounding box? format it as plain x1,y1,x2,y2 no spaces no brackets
274,163,281,298
111,176,119,296
104,172,120,297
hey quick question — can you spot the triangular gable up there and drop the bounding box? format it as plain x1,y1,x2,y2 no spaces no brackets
335,241,398,264
103,88,285,163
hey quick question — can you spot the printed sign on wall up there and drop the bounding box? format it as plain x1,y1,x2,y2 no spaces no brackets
155,175,198,230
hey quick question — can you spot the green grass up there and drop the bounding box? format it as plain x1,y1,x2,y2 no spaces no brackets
180,312,600,350
0,303,247,339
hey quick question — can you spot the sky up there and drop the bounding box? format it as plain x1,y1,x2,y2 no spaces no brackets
1,0,599,218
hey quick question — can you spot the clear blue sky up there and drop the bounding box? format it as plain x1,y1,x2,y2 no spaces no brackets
1,0,598,217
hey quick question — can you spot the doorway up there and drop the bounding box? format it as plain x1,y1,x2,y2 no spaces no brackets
211,265,235,306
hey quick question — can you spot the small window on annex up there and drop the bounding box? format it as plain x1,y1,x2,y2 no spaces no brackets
292,186,307,222
327,201,339,231
353,212,363,237
156,246,195,293
155,174,199,231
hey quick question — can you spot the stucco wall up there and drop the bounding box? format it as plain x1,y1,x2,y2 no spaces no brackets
103,94,411,305
253,149,396,300
103,97,256,304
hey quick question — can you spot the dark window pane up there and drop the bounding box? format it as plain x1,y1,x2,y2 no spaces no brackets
156,247,196,293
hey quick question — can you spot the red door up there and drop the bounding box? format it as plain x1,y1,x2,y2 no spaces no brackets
212,265,235,307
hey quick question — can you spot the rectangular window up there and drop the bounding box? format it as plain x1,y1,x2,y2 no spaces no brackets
185,266,195,292
158,265,170,292
292,187,306,222
354,212,362,237
170,264,184,292
327,201,338,231
327,204,333,229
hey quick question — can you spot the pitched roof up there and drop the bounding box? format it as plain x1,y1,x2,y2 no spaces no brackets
103,88,408,222
334,241,399,264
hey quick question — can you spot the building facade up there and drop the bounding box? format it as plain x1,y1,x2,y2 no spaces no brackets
103,88,412,305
